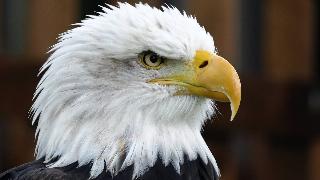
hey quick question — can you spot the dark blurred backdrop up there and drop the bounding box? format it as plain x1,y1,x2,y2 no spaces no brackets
0,0,319,180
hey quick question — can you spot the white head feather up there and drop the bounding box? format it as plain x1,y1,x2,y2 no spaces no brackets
31,3,219,178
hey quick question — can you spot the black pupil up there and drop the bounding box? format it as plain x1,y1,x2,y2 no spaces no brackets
149,54,158,63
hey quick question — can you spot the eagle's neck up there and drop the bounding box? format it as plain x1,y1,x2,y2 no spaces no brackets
35,89,219,178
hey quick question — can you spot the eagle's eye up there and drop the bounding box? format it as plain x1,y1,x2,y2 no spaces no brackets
140,51,165,69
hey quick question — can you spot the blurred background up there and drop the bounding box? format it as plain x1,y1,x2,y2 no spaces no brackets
0,0,319,179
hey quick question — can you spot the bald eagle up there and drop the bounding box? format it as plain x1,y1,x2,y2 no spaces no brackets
0,3,241,180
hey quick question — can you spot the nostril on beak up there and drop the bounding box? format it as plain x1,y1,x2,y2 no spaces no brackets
199,60,208,68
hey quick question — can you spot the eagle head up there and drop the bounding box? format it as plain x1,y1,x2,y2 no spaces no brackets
31,3,241,178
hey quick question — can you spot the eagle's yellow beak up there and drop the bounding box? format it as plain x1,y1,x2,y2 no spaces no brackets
149,50,241,121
